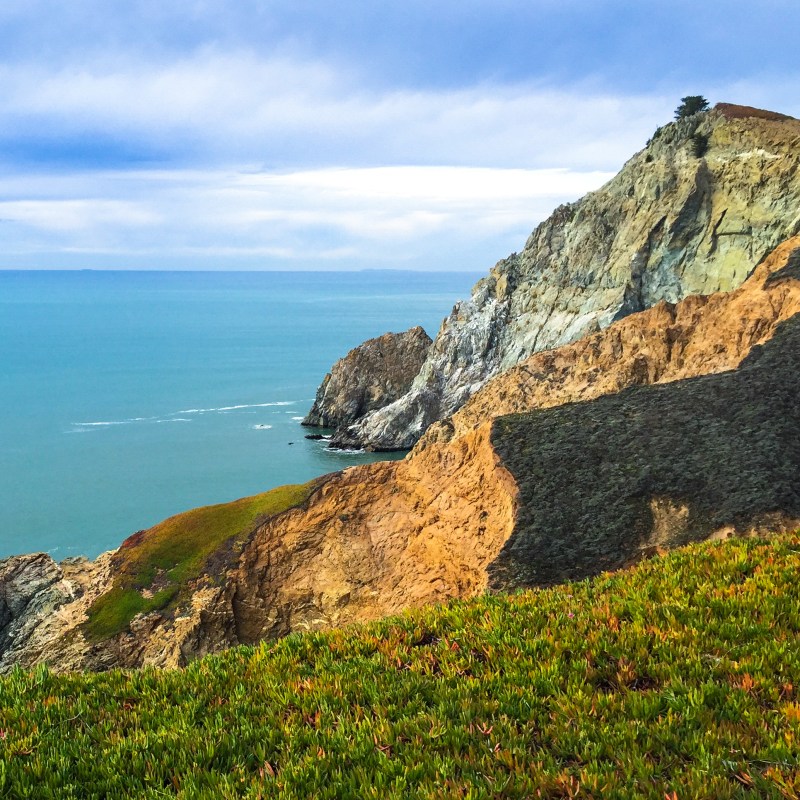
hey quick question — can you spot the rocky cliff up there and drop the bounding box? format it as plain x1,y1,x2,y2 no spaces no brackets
302,326,432,432
326,104,800,450
425,235,800,442
3,235,799,673
490,312,800,589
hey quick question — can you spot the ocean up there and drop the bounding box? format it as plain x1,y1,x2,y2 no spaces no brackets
0,270,480,560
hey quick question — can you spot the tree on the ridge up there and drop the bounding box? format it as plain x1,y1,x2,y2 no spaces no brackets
675,96,710,120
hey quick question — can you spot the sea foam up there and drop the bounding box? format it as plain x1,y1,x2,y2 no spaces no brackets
178,401,296,414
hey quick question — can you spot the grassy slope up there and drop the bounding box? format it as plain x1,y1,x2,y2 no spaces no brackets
2,534,799,799
85,482,316,641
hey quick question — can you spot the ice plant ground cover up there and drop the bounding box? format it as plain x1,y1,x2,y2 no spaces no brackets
1,534,799,798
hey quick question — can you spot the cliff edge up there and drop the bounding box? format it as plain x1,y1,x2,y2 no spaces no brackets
324,104,800,449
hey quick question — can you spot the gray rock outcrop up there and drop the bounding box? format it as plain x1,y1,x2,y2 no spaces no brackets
0,555,84,671
303,326,431,434
0,552,115,673
327,104,800,449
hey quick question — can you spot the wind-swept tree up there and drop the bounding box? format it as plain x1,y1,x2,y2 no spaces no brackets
675,96,710,120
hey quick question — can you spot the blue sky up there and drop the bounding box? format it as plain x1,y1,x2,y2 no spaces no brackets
1,0,798,270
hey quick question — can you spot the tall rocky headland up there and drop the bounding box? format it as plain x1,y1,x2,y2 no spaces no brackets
302,326,432,430
318,104,800,449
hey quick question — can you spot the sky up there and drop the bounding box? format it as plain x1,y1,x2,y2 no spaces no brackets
1,1,799,271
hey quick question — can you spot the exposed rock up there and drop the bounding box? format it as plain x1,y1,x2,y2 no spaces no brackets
332,104,800,449
302,326,432,432
0,554,66,662
0,552,115,672
427,236,800,441
489,312,800,588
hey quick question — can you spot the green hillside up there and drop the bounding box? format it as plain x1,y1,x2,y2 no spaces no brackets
84,481,317,642
2,534,799,799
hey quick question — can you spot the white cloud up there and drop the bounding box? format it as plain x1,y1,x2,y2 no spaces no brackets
1,47,798,268
0,199,159,231
0,165,614,267
0,52,674,171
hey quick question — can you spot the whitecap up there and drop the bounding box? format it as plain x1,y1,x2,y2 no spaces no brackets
252,424,273,430
291,416,305,421
176,401,297,414
73,421,131,427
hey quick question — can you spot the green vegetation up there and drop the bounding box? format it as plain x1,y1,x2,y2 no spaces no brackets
84,482,316,642
646,97,710,149
3,534,800,798
675,95,710,120
691,132,709,158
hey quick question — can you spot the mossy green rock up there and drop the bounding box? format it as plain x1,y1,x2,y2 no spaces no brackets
84,483,316,642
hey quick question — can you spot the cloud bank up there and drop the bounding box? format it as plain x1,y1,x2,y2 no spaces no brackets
1,2,799,269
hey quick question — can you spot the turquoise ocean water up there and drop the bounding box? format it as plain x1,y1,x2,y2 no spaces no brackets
0,270,479,560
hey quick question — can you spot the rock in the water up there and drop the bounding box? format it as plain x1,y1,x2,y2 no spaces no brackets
302,326,432,431
333,104,800,449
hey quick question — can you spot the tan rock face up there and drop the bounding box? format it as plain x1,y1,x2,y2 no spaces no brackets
225,423,517,645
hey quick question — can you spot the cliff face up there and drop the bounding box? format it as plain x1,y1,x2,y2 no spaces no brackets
302,326,432,432
3,236,800,673
0,425,517,672
490,312,800,588
328,104,800,449
425,236,800,442
0,553,114,673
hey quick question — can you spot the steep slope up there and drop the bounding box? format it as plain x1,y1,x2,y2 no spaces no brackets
0,484,320,672
3,238,800,672
326,104,800,449
490,314,800,588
